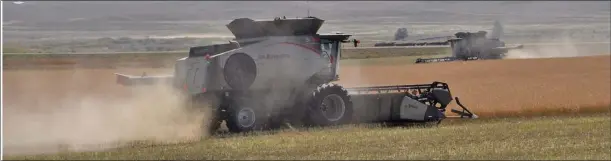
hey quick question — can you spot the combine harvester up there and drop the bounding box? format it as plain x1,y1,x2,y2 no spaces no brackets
376,21,524,63
414,30,524,64
115,16,477,133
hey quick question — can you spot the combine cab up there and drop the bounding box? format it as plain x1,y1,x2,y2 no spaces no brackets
115,16,477,134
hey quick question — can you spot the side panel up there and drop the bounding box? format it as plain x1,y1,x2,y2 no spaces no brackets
377,96,392,121
399,96,429,121
351,94,382,123
218,36,329,91
176,35,344,95
350,93,404,123
205,57,223,91
184,57,210,94
173,57,188,88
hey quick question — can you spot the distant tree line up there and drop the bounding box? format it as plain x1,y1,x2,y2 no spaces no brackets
16,37,229,53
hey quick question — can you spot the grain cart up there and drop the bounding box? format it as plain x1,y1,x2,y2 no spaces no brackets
115,16,477,133
415,31,524,64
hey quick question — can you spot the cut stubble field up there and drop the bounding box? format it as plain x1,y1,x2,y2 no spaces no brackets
2,54,610,159
6,114,611,160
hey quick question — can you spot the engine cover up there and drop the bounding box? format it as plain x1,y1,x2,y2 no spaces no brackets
223,53,257,90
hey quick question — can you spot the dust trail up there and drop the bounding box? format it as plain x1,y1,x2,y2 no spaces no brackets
505,33,610,59
2,83,210,156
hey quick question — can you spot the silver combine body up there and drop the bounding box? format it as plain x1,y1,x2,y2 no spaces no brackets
115,16,477,134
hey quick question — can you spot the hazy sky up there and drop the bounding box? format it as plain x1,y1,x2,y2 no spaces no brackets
4,1,609,23
3,1,609,43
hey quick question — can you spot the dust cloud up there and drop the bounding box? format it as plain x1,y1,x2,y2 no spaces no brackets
505,34,610,59
3,82,211,155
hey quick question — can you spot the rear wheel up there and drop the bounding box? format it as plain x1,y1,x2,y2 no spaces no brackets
225,97,266,133
305,83,354,126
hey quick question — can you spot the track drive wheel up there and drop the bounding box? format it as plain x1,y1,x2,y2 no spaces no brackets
225,97,266,133
305,83,354,127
